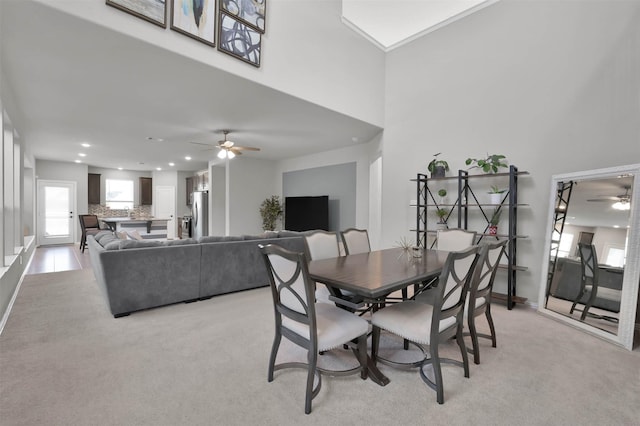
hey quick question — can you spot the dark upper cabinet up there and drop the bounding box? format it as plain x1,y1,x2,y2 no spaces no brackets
140,177,152,205
185,176,194,205
88,173,101,204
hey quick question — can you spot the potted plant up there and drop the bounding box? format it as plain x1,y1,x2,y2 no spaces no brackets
428,153,450,178
465,154,508,174
488,185,506,205
437,188,447,204
488,208,502,235
259,195,283,231
435,208,448,230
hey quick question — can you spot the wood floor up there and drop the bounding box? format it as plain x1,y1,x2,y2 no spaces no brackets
26,244,92,275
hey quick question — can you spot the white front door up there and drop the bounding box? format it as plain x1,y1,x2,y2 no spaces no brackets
37,180,77,246
155,185,176,239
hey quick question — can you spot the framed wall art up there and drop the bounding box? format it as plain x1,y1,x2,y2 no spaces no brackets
218,11,261,67
106,0,167,28
220,0,265,33
171,0,217,46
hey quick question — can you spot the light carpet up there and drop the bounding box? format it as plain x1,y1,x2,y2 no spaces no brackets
1,269,639,425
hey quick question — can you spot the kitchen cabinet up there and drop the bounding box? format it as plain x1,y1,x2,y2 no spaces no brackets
186,176,194,205
88,173,101,204
140,177,152,205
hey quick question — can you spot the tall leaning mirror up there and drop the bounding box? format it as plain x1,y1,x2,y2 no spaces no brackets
538,164,640,350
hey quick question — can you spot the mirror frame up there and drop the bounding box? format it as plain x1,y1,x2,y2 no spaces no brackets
538,164,640,350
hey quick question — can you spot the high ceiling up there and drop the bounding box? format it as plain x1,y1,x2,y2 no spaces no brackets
0,2,383,172
342,0,496,51
0,1,499,173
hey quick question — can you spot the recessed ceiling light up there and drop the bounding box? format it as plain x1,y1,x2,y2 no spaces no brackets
613,225,620,228
156,167,162,171
81,143,91,147
74,160,81,163
169,162,175,167
118,167,123,170
78,153,86,157
351,136,359,143
185,156,191,161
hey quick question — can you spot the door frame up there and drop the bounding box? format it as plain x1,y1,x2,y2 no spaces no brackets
36,179,77,246
155,185,176,239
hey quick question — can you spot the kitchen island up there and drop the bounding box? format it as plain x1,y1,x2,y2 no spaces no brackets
99,217,171,239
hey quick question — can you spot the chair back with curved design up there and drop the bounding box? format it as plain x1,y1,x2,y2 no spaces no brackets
571,243,599,320
436,229,476,252
79,214,101,252
304,230,340,261
259,243,368,414
371,245,480,404
340,228,371,255
466,240,506,364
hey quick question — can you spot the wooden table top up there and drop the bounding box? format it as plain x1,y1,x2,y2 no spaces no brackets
308,247,448,300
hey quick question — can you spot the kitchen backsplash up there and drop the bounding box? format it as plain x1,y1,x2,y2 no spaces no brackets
88,205,152,217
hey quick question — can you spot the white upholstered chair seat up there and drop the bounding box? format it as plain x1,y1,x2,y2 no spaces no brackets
371,301,457,345
283,303,369,351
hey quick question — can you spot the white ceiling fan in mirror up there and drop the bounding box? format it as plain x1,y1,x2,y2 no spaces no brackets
587,185,632,211
538,164,640,351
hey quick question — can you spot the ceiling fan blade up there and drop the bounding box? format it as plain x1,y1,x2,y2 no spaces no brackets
233,146,260,151
229,148,243,155
587,197,619,201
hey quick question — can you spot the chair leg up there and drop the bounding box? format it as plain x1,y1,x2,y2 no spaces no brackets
305,348,318,414
456,325,470,378
468,315,481,365
268,332,281,382
485,307,497,348
80,234,86,252
431,343,445,405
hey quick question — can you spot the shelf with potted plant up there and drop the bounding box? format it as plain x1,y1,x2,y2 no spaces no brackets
411,160,530,309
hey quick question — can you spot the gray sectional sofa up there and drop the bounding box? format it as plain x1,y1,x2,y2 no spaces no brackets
87,230,307,317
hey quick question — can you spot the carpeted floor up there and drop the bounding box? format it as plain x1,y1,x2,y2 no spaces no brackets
1,269,639,425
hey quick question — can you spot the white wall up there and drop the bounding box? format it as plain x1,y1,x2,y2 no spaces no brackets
39,0,385,127
381,0,640,303
277,135,382,231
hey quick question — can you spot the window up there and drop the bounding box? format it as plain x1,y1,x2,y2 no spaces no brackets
105,179,133,210
557,233,574,258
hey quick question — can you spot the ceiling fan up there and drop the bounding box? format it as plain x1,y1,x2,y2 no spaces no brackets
190,130,260,159
587,185,632,210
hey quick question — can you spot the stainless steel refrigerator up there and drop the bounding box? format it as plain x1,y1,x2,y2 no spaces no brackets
190,191,209,239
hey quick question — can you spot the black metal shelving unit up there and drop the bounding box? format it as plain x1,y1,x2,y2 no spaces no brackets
411,165,529,309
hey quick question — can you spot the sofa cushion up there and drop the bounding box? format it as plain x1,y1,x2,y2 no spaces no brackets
104,240,122,250
97,234,120,248
277,230,304,238
94,231,115,243
163,239,197,246
199,235,244,243
118,239,164,250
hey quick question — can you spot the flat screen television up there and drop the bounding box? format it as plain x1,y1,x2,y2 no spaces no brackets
284,196,329,231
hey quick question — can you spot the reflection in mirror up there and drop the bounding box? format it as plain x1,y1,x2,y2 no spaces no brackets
544,175,632,335
539,164,640,351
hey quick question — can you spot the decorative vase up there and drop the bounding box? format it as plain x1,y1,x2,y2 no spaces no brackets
490,193,503,205
431,166,446,179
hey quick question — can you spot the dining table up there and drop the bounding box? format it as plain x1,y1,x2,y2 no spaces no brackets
308,247,448,386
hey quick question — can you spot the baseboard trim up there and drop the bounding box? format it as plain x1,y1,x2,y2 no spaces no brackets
0,242,35,336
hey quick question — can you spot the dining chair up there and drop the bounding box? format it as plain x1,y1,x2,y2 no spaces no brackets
304,230,365,310
465,240,506,364
259,243,368,414
340,228,371,255
303,230,340,304
437,228,477,251
412,229,478,303
79,214,101,252
570,243,621,322
370,245,480,404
